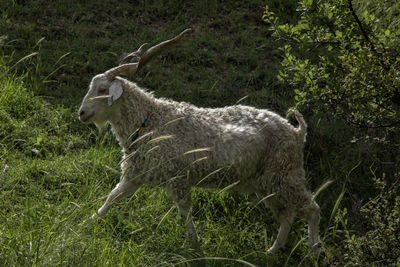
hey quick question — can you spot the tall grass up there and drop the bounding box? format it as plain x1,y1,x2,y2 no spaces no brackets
1,0,398,265
0,60,327,266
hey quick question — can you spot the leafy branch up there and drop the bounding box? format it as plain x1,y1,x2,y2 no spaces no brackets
264,0,400,133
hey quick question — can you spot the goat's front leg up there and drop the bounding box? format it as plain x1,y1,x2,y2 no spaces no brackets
93,177,138,218
267,204,295,254
166,183,199,247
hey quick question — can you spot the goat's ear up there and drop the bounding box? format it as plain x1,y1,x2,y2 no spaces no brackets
108,80,123,106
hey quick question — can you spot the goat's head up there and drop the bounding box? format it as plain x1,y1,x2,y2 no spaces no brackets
78,29,191,127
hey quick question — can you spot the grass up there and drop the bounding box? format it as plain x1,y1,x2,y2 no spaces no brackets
1,0,398,266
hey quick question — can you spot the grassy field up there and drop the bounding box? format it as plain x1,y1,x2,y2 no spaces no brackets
1,0,398,266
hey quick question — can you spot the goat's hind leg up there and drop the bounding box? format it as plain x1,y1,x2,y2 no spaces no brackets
94,177,138,218
267,204,295,254
300,200,321,255
167,184,199,247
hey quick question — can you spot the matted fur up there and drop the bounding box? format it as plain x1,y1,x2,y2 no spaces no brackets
79,72,321,254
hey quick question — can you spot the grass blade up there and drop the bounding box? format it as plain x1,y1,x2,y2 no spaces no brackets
8,52,38,72
312,179,334,201
183,147,211,155
196,167,224,186
190,156,208,165
217,181,240,195
254,193,276,207
43,64,66,82
119,150,137,165
284,237,306,267
54,52,71,65
146,135,174,145
171,256,258,267
145,145,160,156
235,95,249,105
157,206,176,230
329,190,345,225
88,95,111,101
162,116,186,128
128,131,154,148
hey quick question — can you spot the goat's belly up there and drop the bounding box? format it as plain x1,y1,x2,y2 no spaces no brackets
188,159,262,191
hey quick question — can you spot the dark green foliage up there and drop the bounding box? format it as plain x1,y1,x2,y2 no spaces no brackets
0,69,85,156
264,0,400,264
264,0,400,131
328,175,400,266
346,185,400,265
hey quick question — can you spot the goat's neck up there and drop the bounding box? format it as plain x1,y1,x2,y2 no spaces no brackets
109,83,159,152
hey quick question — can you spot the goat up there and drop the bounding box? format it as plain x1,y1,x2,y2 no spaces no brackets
78,29,321,254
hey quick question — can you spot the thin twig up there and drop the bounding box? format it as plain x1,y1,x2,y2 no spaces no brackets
347,0,389,70
347,0,372,48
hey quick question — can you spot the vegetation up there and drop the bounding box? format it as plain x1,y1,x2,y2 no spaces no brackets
263,0,400,265
0,0,398,265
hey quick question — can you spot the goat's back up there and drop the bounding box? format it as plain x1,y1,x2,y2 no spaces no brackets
139,102,305,190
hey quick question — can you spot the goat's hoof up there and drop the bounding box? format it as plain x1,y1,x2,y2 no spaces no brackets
190,240,200,250
310,241,321,256
267,245,280,254
79,214,98,227
188,236,200,249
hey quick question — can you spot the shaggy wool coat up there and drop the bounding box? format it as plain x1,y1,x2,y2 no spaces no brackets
108,77,310,210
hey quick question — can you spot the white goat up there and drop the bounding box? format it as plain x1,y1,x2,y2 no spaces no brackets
78,29,321,254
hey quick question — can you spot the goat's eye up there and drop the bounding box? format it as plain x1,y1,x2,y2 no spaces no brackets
98,88,107,94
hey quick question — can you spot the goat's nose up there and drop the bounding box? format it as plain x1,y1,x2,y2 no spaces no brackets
79,110,85,116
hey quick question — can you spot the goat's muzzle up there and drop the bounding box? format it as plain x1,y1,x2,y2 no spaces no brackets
78,107,94,123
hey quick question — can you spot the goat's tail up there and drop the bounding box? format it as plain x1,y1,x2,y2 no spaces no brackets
287,109,307,142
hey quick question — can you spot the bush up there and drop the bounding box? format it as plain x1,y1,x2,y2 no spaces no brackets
264,1,400,264
263,0,400,131
336,176,400,265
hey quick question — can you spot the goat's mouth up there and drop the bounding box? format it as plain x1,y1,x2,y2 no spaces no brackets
79,112,95,123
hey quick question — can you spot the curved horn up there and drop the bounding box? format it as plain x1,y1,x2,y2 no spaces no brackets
104,28,191,80
104,63,139,80
137,28,191,72
119,43,148,65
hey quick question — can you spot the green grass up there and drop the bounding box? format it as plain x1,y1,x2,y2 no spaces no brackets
1,0,398,266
